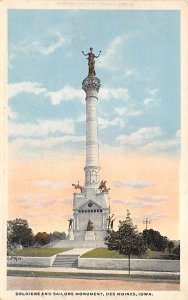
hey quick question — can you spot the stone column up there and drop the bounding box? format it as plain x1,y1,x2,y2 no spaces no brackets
73,212,79,229
82,76,101,188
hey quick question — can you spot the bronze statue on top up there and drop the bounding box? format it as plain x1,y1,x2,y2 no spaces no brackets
82,47,101,76
99,180,110,193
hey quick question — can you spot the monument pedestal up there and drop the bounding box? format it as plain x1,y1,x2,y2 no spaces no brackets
85,230,96,241
68,229,74,240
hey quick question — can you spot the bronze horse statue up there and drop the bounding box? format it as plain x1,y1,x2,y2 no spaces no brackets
72,181,83,193
99,180,110,193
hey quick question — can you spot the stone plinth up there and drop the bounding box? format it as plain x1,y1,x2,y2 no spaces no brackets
68,229,74,240
85,230,95,241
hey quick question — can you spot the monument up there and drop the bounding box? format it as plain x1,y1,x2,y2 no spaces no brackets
67,48,113,247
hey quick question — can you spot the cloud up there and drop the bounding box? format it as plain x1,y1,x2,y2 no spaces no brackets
9,82,47,99
112,181,155,189
47,85,84,105
16,193,57,208
48,86,130,104
76,114,85,123
176,129,181,138
100,87,129,101
8,107,18,120
32,32,69,56
144,88,160,106
147,88,159,96
134,195,167,202
34,180,69,190
21,199,57,208
142,138,180,154
8,82,83,105
116,127,162,146
98,36,124,71
60,199,72,205
112,199,126,205
9,119,75,138
98,117,124,129
8,81,129,105
115,127,180,155
125,69,137,79
114,107,142,117
9,135,85,155
126,201,157,208
135,213,166,222
9,32,70,64
143,97,161,106
19,212,49,219
147,213,166,221
16,194,44,202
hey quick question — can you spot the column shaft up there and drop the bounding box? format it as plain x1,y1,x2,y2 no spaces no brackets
82,76,101,188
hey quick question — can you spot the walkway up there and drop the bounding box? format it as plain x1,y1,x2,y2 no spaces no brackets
7,266,180,281
7,276,180,291
57,248,94,255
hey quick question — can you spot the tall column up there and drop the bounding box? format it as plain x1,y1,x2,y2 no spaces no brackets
82,76,101,188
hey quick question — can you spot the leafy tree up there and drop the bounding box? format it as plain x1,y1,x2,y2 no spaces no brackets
143,229,168,252
7,218,34,247
167,240,175,254
105,210,147,274
49,231,66,241
35,232,50,246
173,245,180,259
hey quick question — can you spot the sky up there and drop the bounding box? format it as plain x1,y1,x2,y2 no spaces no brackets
8,9,180,239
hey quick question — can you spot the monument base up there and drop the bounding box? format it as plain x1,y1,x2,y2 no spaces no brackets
68,229,74,240
46,239,107,248
85,230,95,241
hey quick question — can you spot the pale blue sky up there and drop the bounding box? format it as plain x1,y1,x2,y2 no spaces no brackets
8,9,180,156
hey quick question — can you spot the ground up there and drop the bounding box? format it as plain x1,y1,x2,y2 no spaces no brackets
7,276,179,291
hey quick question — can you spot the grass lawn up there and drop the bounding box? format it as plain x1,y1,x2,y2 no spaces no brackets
80,247,178,260
8,248,72,257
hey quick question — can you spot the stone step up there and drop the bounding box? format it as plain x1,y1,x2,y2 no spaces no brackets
55,255,79,258
52,254,79,268
53,263,78,267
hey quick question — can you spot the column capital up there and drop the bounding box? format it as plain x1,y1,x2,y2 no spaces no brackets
82,76,101,93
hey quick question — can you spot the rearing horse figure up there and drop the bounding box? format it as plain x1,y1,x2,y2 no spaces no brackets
72,181,83,193
99,180,110,193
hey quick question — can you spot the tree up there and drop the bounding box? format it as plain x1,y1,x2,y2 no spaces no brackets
105,210,147,274
167,240,175,254
49,231,66,241
173,245,180,259
35,232,50,246
143,229,168,252
7,218,34,247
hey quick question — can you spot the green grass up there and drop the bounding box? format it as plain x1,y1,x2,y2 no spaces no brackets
7,270,180,281
80,247,178,260
8,247,72,257
81,248,127,259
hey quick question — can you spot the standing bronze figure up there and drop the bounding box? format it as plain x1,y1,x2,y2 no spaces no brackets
68,218,73,230
82,47,101,76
